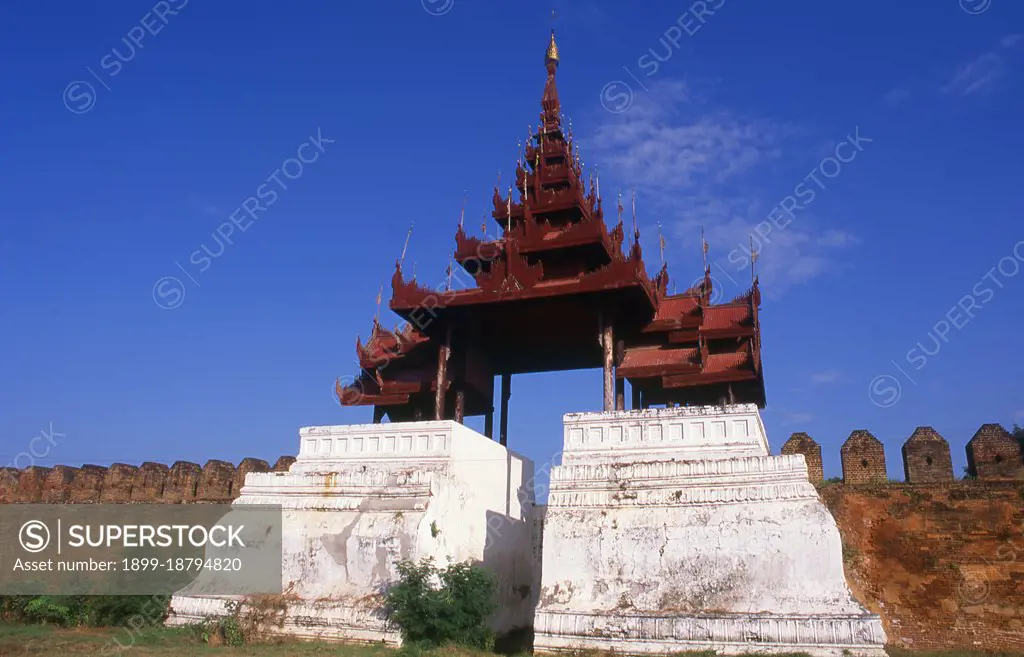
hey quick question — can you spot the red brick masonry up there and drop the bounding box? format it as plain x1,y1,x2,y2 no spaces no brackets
0,455,294,504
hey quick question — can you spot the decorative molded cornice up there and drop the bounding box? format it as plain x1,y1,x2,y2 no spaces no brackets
170,595,399,644
547,454,817,508
551,454,808,486
534,610,886,654
547,480,817,509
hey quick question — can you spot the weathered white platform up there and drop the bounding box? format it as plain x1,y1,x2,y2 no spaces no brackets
533,405,886,657
169,420,537,644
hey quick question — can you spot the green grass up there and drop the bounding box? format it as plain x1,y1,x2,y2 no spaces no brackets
0,623,397,656
2,624,1024,657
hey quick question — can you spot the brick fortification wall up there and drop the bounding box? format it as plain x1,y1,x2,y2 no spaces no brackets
902,426,955,483
788,422,1023,651
841,430,889,483
820,481,1024,651
967,423,1023,480
0,456,295,504
781,423,1022,485
780,432,824,481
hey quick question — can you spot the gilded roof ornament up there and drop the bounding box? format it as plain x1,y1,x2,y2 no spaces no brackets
546,30,560,66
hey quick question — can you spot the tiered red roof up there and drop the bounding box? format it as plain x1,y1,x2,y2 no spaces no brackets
337,33,765,432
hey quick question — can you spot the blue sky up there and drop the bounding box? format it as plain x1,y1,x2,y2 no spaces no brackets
1,0,1022,483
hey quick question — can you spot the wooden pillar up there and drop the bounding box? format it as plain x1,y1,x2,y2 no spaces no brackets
372,406,386,423
615,377,625,411
631,384,641,410
602,320,614,412
499,373,511,447
484,407,494,440
434,326,452,421
454,389,466,424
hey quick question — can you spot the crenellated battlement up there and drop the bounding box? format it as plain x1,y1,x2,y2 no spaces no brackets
0,455,295,504
781,422,1023,483
3,420,1017,504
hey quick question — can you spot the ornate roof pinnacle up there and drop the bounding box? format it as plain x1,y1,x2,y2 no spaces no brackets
546,30,560,67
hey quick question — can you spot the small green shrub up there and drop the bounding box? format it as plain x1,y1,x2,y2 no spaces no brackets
0,595,35,622
90,595,169,626
0,594,169,628
23,596,84,626
386,557,498,651
185,619,216,644
219,615,245,646
187,615,245,646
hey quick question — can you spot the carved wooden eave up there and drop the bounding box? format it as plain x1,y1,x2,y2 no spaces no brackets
651,264,670,303
530,185,590,217
517,216,613,255
527,145,574,180
662,366,757,389
618,352,759,388
617,346,701,380
389,261,435,308
646,305,700,333
376,372,435,395
700,307,756,340
338,362,441,408
390,253,657,314
621,268,763,398
476,238,545,294
492,192,524,229
356,321,432,371
629,239,644,267
453,225,503,272
525,145,572,177
338,376,413,408
609,220,625,257
695,267,713,308
337,377,409,407
495,179,596,227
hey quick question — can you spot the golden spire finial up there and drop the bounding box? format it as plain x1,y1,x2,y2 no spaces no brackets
545,30,560,66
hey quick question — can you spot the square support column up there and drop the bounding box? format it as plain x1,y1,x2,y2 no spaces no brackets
454,389,466,424
435,326,452,421
484,408,494,439
499,374,511,447
602,321,614,412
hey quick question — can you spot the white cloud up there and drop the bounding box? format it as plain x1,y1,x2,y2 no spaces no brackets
942,52,1004,97
811,369,841,384
589,81,788,190
586,81,859,295
816,229,861,248
881,88,911,107
780,411,814,427
674,200,859,295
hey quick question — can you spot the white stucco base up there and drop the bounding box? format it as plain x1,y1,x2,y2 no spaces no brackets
168,420,537,645
533,405,886,657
